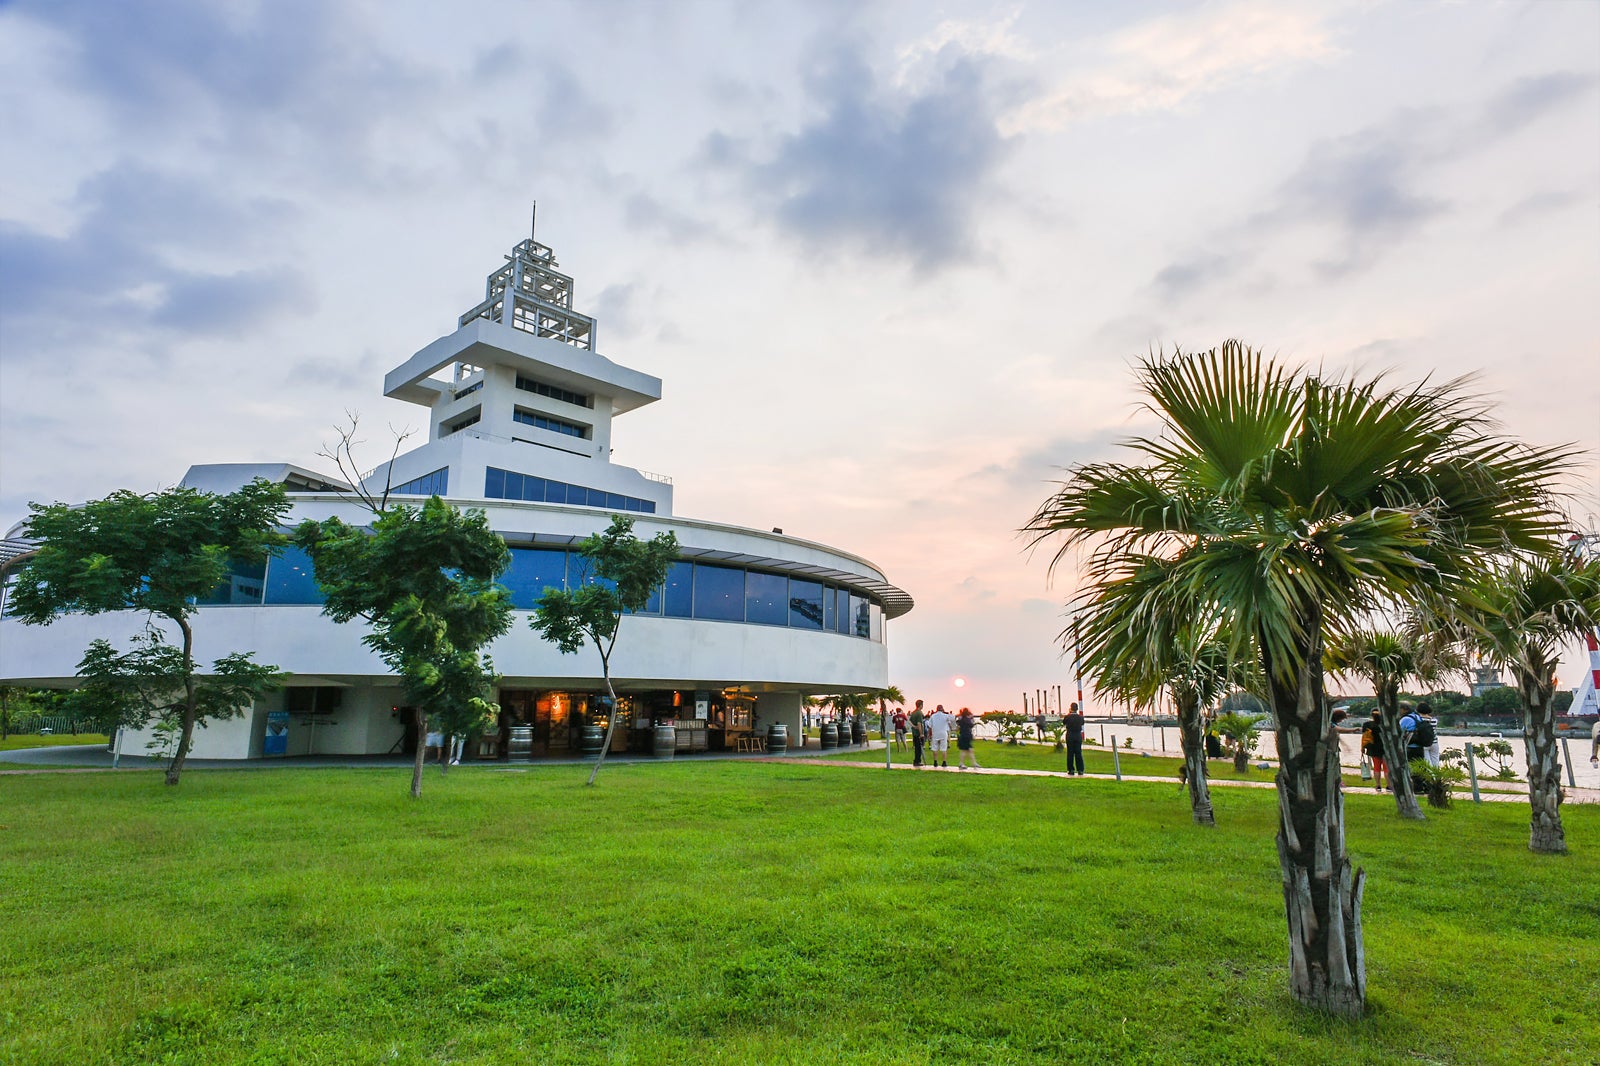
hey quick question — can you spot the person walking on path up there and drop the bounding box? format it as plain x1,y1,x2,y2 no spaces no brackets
927,704,954,768
956,707,981,769
1361,710,1388,791
1034,713,1046,741
909,700,927,767
1064,702,1085,776
1590,718,1598,768
892,707,909,751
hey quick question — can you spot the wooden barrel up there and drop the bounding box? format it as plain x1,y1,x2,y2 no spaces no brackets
506,725,534,761
653,723,676,759
766,723,789,755
579,724,605,759
851,720,866,745
819,722,837,750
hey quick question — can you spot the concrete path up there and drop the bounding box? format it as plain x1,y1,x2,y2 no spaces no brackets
788,746,1600,805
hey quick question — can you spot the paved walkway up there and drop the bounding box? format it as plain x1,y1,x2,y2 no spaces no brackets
5,740,1596,805
792,752,1600,804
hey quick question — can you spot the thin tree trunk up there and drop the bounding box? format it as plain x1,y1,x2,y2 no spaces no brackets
1176,698,1214,826
1514,663,1566,854
586,671,619,787
1262,614,1366,1019
586,642,618,787
411,707,426,799
1375,683,1424,820
166,615,198,787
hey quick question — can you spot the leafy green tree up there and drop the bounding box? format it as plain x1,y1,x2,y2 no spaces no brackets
1025,342,1568,1017
295,496,512,799
1450,552,1600,853
10,481,291,785
1325,630,1463,821
1476,685,1523,715
74,631,280,761
529,515,678,786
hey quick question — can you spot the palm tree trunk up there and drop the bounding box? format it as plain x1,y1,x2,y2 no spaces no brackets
1514,665,1566,854
1175,698,1214,826
1374,686,1424,820
1262,618,1366,1019
166,615,198,787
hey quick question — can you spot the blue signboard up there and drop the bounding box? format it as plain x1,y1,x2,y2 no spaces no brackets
264,710,289,756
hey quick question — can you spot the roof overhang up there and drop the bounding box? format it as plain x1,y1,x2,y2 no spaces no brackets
385,319,662,413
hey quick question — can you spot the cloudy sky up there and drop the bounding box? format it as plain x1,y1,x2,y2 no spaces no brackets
3,1,1598,711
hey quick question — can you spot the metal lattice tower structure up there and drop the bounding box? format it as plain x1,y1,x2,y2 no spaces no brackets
456,206,596,360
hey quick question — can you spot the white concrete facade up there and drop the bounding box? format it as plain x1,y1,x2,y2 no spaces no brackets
0,221,911,760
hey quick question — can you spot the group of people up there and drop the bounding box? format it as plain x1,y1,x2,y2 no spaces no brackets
889,699,1089,774
890,701,980,769
1358,701,1440,790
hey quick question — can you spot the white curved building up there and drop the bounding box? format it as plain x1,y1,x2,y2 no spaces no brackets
0,225,912,760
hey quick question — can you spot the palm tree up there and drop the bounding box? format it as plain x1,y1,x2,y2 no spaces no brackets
1212,711,1265,772
1452,550,1600,853
1025,342,1569,1017
1324,629,1464,821
1077,560,1238,826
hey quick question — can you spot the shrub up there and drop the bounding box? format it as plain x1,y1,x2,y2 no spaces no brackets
1409,759,1465,808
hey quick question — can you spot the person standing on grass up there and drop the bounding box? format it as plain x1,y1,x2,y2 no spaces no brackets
1064,702,1085,776
957,707,981,769
909,699,927,767
892,706,909,751
927,703,954,768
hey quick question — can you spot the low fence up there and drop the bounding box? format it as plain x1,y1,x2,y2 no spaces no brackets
3,713,93,735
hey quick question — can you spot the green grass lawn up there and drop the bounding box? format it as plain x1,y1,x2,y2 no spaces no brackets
2,762,1595,1065
0,732,108,751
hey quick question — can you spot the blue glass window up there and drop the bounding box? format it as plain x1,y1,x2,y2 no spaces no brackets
513,408,588,438
264,545,324,604
391,467,448,496
789,579,824,630
501,548,568,608
198,559,266,605
693,563,744,621
483,467,657,514
833,588,851,635
663,561,693,617
850,593,870,638
745,571,788,626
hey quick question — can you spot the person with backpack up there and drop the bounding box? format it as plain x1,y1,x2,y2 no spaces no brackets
1361,710,1387,791
891,706,908,751
1400,701,1440,768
